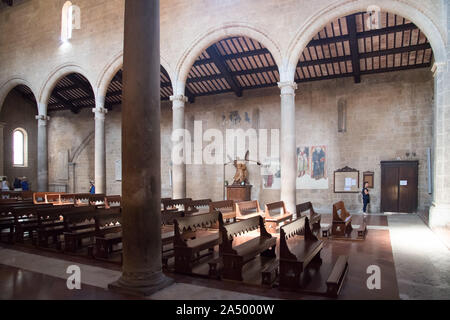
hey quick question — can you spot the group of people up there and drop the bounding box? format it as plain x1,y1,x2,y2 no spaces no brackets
1,176,29,191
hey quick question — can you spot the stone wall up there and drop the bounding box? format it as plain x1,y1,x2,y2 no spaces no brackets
0,90,38,190
45,68,433,213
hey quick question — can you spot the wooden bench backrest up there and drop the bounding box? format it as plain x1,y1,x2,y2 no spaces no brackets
63,207,98,228
236,200,262,218
13,205,52,220
296,202,313,216
105,195,121,209
74,193,93,206
60,194,76,205
37,205,75,223
46,194,61,204
33,192,60,204
161,210,183,226
89,194,106,206
161,198,192,212
173,211,219,247
209,200,234,211
219,213,271,254
265,201,288,218
333,201,351,222
95,211,121,231
185,199,212,214
280,216,317,261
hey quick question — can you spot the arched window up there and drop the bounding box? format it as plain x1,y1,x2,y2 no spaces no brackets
13,128,28,167
61,1,81,42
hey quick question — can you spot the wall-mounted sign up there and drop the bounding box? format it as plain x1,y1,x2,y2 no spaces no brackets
400,180,408,186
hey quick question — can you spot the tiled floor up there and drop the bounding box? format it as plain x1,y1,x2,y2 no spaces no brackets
0,214,448,300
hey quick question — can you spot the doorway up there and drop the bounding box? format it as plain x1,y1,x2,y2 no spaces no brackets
381,161,418,213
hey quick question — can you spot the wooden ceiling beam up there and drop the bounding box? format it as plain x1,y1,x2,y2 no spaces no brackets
346,14,361,83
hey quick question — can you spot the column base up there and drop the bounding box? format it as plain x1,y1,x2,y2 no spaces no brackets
109,270,174,297
429,203,450,228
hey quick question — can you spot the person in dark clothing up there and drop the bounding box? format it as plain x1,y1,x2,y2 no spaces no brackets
362,182,370,213
13,178,22,190
21,178,29,191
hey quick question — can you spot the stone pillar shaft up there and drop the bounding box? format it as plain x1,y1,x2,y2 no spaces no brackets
93,100,107,194
279,81,297,214
429,62,450,228
0,122,6,176
109,0,172,296
36,114,49,192
170,94,187,199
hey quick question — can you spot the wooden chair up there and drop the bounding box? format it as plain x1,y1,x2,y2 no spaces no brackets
264,201,293,234
173,211,220,274
332,201,353,237
235,200,264,221
209,200,236,223
296,202,322,230
218,213,276,281
279,216,324,290
184,199,212,216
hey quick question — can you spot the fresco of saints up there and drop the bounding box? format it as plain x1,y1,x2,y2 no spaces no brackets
297,147,309,177
312,146,326,180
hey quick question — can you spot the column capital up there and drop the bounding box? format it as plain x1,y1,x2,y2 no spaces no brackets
431,62,447,77
36,115,50,122
170,95,188,103
92,107,108,120
278,81,298,95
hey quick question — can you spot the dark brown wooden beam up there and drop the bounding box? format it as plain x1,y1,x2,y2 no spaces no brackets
205,44,243,97
360,43,431,59
346,14,361,83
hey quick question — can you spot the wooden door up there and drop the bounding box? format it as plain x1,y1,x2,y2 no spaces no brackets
381,161,418,213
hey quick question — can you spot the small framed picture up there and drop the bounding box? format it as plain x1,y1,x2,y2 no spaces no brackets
363,171,374,189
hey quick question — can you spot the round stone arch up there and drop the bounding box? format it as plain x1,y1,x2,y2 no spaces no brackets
0,77,38,114
95,51,175,101
174,22,283,95
285,0,447,82
38,63,95,115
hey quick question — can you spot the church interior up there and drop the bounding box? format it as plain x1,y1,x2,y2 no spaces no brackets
0,0,449,301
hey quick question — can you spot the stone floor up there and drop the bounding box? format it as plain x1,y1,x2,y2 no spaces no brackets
0,214,448,300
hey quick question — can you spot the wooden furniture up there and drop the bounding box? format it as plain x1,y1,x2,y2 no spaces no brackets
35,205,74,247
74,193,95,207
184,199,212,216
161,198,192,213
235,200,264,221
226,185,252,202
264,201,293,234
296,202,322,231
279,216,324,290
105,195,121,209
219,214,276,281
326,255,349,298
381,161,418,213
173,211,220,274
209,200,236,222
89,194,106,207
33,192,62,205
94,209,122,259
11,204,53,243
63,207,98,252
332,201,353,237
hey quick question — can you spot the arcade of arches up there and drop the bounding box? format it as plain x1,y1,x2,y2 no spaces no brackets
0,0,449,300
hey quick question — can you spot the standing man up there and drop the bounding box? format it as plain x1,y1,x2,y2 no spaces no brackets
89,180,96,194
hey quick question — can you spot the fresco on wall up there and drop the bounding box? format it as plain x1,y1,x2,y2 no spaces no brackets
261,157,281,190
296,145,329,189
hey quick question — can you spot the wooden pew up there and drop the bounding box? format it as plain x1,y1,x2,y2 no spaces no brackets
63,206,99,252
209,200,236,223
33,192,61,205
35,205,74,247
161,198,192,213
13,205,53,243
219,214,276,281
94,209,122,258
75,193,98,207
279,216,324,290
235,200,264,221
332,201,353,237
45,193,62,205
184,199,212,216
173,211,220,274
296,202,322,231
264,201,293,234
105,195,121,209
326,255,349,298
89,194,106,207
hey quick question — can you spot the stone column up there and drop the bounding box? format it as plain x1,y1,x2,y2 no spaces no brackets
278,81,297,214
170,94,187,199
92,100,108,195
109,0,172,296
36,114,49,192
429,62,450,228
0,121,6,176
